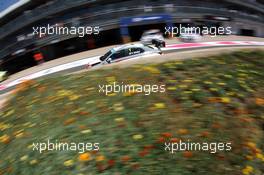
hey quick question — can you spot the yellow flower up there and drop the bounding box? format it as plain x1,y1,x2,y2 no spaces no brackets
246,142,256,149
96,155,105,162
133,134,143,140
23,122,31,127
0,122,12,131
223,74,233,78
183,79,193,83
85,87,95,91
191,88,200,92
167,86,177,91
209,88,218,92
168,79,177,83
245,155,253,160
142,66,160,74
164,62,175,68
238,80,246,85
204,81,213,85
217,82,226,86
81,129,92,134
78,153,92,162
247,165,253,170
193,103,202,108
227,92,235,96
114,103,123,106
123,92,132,96
57,90,73,97
71,108,82,114
107,93,116,97
29,123,36,127
181,96,189,100
115,117,125,122
64,160,74,167
69,95,80,101
106,76,116,83
20,155,28,161
28,144,34,149
179,85,187,88
238,94,245,98
113,103,124,111
238,73,248,77
221,97,231,103
15,132,24,139
154,103,166,109
30,159,38,165
183,91,192,94
178,129,188,135
256,153,263,160
4,110,14,117
242,166,253,175
255,98,264,106
0,134,11,144
246,88,254,93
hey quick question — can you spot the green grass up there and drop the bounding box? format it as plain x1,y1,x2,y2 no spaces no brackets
0,50,264,175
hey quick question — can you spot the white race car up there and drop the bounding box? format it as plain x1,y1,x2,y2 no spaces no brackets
88,43,161,67
140,29,166,48
179,28,201,42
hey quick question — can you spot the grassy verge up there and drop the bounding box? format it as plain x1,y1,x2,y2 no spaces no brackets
0,50,264,175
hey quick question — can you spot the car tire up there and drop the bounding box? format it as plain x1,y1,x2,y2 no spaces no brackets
152,40,159,48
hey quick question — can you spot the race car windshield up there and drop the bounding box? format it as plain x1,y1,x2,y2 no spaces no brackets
100,50,112,61
143,32,157,36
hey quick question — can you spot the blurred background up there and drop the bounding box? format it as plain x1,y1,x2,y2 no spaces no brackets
0,1,264,174
0,0,263,74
